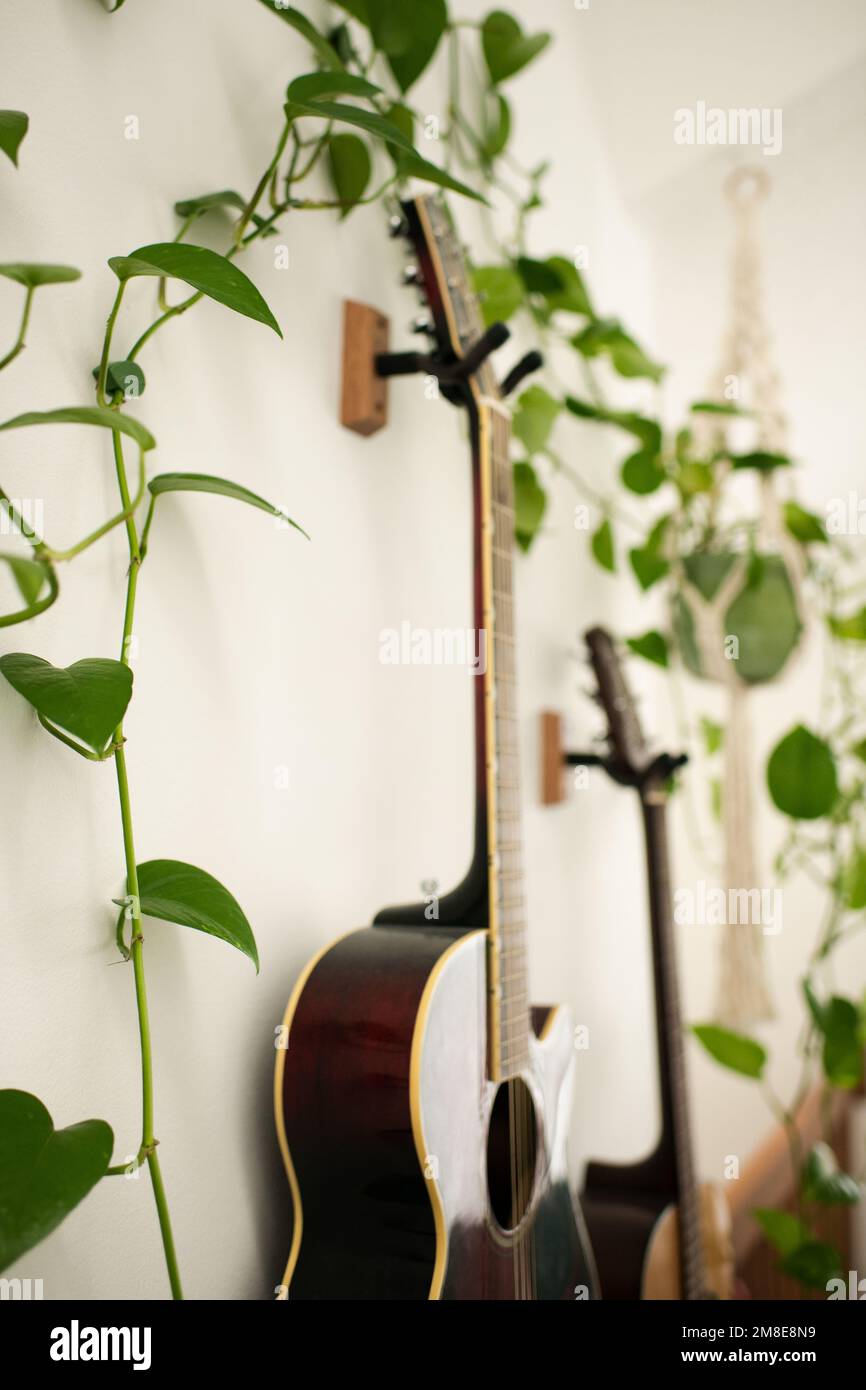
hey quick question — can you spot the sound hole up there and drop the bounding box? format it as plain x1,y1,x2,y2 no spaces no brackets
486,1078,538,1232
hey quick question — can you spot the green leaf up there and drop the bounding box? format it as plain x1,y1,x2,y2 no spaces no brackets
0,1090,113,1273
0,654,133,756
543,257,592,316
394,151,487,204
109,243,281,337
700,716,724,756
481,10,551,85
690,400,749,416
137,859,259,971
819,997,864,1089
0,111,28,168
255,1,345,70
383,102,414,166
0,554,49,605
783,500,826,545
481,92,511,162
326,133,371,217
780,1241,843,1290
516,256,564,295
385,0,447,92
0,405,155,454
676,460,714,498
512,460,546,552
287,72,380,103
730,450,792,473
0,263,81,289
174,189,246,219
590,517,615,573
471,264,524,324
753,1207,812,1255
828,606,866,642
284,98,414,152
564,395,662,453
629,545,669,592
842,846,866,910
572,318,664,382
724,554,801,683
691,1024,766,1078
92,360,146,399
512,384,560,454
853,737,866,764
767,725,837,820
621,448,665,495
802,1142,861,1206
626,630,668,667
147,474,308,537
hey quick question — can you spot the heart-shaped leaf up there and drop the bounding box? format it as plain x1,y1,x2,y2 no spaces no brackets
0,554,49,605
0,405,155,453
0,1090,113,1273
754,1207,812,1255
783,501,826,545
513,385,560,455
591,518,615,573
147,473,308,537
0,264,81,289
0,111,28,168
255,1,345,70
621,449,665,495
109,244,281,337
0,654,133,755
326,133,372,217
626,630,668,668
513,460,546,552
767,725,837,820
482,11,551,85
287,73,380,103
137,860,259,970
472,265,524,324
384,0,447,92
691,1024,766,1078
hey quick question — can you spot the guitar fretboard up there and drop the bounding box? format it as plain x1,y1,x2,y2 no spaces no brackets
417,195,530,1080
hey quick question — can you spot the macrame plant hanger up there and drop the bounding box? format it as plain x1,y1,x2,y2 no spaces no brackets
691,167,805,1027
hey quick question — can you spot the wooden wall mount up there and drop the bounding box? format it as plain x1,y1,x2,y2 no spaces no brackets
540,710,566,806
340,299,389,437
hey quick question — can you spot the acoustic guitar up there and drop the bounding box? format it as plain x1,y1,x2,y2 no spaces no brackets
273,194,598,1300
579,626,734,1299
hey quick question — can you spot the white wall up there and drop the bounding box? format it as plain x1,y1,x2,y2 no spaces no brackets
1,0,863,1301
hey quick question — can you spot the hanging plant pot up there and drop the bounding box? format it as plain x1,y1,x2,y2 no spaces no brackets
672,549,803,685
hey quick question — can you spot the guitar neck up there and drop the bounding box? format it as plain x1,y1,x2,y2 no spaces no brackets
480,399,529,1081
640,788,705,1299
409,194,530,1083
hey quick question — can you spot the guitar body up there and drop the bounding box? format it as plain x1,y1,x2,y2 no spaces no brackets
275,924,597,1300
583,1178,733,1300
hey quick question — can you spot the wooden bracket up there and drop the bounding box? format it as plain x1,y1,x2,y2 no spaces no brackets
340,299,389,437
540,710,566,806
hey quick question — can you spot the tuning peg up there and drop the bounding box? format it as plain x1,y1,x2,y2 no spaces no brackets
410,313,434,335
401,262,422,286
387,213,408,238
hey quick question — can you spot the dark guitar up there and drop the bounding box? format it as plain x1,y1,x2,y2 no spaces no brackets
579,626,733,1300
273,194,598,1300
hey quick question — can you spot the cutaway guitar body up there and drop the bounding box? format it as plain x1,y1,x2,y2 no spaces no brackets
275,926,595,1299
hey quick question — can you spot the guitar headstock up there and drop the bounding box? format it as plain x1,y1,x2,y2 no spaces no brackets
585,626,652,781
384,195,542,403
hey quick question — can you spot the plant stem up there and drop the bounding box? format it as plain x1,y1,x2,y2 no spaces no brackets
109,426,183,1300
96,283,126,405
0,286,35,371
